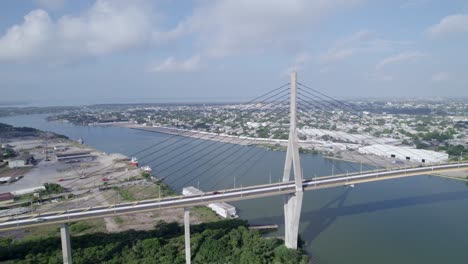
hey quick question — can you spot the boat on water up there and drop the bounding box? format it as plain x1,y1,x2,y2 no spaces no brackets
130,157,139,167
141,165,152,172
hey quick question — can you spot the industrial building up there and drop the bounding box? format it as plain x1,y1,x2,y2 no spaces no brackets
182,186,203,196
0,193,14,205
298,128,401,145
53,146,68,152
182,186,237,218
359,144,449,163
8,154,35,168
207,202,237,218
11,186,46,196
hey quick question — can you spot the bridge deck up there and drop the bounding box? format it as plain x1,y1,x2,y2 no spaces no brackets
0,162,467,231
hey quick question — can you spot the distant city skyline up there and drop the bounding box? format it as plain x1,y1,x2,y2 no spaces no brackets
0,0,467,104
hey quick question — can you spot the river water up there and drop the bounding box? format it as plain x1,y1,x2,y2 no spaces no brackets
1,114,468,264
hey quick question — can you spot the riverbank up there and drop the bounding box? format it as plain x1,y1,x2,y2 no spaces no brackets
4,114,468,263
119,123,289,146
118,124,416,169
0,123,222,237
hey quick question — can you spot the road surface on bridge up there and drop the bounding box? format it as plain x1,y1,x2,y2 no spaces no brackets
1,162,467,231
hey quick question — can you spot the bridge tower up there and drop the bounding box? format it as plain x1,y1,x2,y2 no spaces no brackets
283,71,304,249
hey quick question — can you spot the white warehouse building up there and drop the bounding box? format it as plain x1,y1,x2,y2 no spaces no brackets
359,144,449,163
182,187,237,218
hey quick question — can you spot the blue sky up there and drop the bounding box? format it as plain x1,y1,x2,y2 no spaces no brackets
0,0,467,105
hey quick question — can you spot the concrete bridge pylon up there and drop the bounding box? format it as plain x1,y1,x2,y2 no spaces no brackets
283,71,304,249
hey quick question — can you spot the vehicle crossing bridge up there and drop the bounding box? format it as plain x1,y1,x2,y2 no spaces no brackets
1,72,466,264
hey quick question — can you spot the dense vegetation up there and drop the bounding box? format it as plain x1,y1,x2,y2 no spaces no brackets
0,219,308,264
0,106,79,118
0,123,68,140
0,148,16,159
439,144,467,159
41,183,65,195
0,123,41,138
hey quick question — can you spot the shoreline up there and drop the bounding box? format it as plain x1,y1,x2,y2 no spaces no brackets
117,124,411,169
120,123,289,146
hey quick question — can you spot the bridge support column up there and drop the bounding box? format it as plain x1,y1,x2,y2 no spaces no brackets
284,191,303,249
60,223,72,264
283,71,304,250
184,207,191,264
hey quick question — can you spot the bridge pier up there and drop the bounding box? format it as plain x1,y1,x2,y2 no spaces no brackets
60,223,72,264
184,207,191,264
284,191,303,249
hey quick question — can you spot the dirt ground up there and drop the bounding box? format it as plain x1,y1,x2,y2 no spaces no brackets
0,167,31,178
106,207,212,233
0,136,222,238
0,137,141,194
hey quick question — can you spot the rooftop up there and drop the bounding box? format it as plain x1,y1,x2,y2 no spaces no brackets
0,193,14,201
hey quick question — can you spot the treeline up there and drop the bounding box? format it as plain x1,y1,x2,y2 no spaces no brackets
0,219,308,264
0,123,68,140
438,144,467,158
0,123,39,133
0,106,79,118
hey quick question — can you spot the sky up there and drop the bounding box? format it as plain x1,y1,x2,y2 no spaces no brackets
0,0,467,105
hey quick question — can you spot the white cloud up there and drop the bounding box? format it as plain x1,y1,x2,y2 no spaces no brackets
321,30,368,63
427,14,468,37
321,29,407,63
0,0,155,62
431,72,450,82
57,0,152,56
376,51,424,69
147,54,201,73
35,0,65,10
0,10,52,61
178,0,363,57
0,1,366,64
320,30,372,63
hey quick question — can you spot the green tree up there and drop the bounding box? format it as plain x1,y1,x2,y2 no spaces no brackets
41,183,65,195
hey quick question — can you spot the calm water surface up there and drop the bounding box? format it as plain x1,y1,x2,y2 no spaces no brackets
1,114,468,264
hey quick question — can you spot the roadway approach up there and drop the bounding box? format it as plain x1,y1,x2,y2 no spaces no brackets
1,161,467,231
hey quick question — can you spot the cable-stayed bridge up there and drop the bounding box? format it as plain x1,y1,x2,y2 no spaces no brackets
2,162,467,231
1,72,466,264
